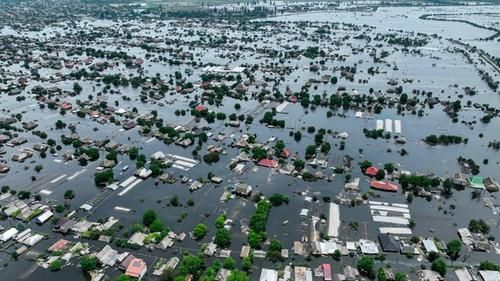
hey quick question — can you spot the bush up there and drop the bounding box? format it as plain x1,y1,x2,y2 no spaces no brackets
50,259,62,271
479,260,500,271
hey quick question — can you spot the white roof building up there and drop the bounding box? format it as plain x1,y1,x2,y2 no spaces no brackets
36,210,53,224
0,227,19,242
422,239,439,253
327,203,340,237
359,239,379,255
96,245,119,266
479,270,500,281
260,268,278,281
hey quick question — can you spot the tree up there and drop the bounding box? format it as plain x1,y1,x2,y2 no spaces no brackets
479,260,500,271
215,214,226,228
375,169,386,180
115,274,136,281
143,209,157,226
320,142,331,154
223,256,236,270
203,152,220,163
80,256,97,272
357,256,374,278
73,82,83,94
383,163,395,173
446,240,462,260
55,120,66,129
431,259,447,276
394,272,408,281
94,169,114,186
179,254,204,276
293,159,305,171
274,140,285,154
468,219,490,234
251,147,267,161
64,190,75,200
428,251,439,262
294,131,302,142
333,249,341,261
241,256,253,272
193,224,208,240
377,268,387,281
170,195,180,207
305,144,317,159
227,270,249,281
35,164,43,173
268,193,289,206
248,230,264,249
214,228,231,248
399,93,408,104
150,218,166,232
267,240,283,261
360,160,372,170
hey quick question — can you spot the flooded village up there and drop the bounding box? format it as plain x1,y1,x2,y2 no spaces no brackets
0,1,499,281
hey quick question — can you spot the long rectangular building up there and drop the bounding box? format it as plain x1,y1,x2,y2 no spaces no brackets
327,203,340,238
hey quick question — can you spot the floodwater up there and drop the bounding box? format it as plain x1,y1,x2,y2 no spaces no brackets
0,4,499,281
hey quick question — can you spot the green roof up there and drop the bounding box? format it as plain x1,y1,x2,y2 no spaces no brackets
468,176,484,189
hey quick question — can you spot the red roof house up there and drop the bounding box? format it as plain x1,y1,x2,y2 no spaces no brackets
195,104,206,112
125,258,147,280
60,102,72,110
323,264,332,281
280,148,292,158
288,95,298,103
257,159,278,169
364,166,379,177
48,239,70,252
370,180,399,192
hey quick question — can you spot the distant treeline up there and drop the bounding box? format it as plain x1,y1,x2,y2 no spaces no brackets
420,13,500,40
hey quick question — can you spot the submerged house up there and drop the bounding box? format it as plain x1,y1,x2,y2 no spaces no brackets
468,176,485,189
483,177,499,192
125,258,147,280
370,180,399,192
378,234,399,252
257,159,278,169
